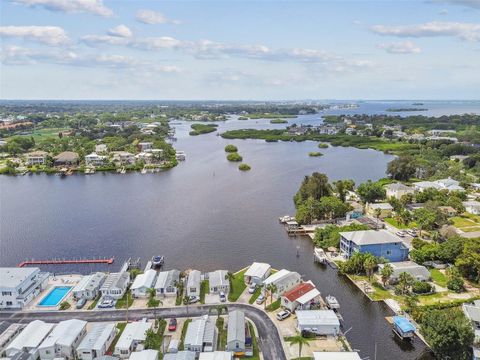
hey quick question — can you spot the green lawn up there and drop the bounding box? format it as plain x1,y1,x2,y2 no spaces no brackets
8,127,69,142
178,319,192,351
216,316,227,350
452,214,480,231
248,287,262,304
200,280,209,304
115,290,133,309
265,298,281,312
369,281,393,301
228,269,247,302
87,294,101,310
108,322,127,353
430,268,448,287
384,217,417,230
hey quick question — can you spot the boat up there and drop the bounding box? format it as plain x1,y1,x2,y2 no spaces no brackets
313,248,327,264
152,255,164,268
141,168,147,174
325,295,340,309
120,167,126,174
278,215,295,223
392,316,416,340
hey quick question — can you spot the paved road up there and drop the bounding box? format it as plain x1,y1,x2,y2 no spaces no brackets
0,304,286,360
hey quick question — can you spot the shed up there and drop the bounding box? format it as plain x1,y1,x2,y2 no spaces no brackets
296,310,340,336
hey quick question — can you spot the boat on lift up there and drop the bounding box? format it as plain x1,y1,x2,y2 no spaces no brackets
152,255,164,268
325,295,340,310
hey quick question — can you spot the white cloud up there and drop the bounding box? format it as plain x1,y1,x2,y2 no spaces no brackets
371,21,480,41
438,9,449,15
431,0,480,9
0,25,70,46
377,41,421,54
135,9,181,25
107,25,133,38
81,34,130,46
12,0,114,17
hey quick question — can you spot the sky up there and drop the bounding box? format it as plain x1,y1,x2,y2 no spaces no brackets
0,0,479,100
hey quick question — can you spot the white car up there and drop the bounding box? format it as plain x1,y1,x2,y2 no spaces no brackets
396,231,406,237
276,309,291,321
219,291,226,302
248,285,257,294
256,294,266,305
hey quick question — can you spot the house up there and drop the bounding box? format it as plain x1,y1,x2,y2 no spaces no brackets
5,320,54,358
463,301,480,359
114,320,153,358
186,270,201,297
54,151,79,166
339,230,409,262
100,272,130,299
76,323,117,360
244,263,271,285
0,267,49,309
131,270,157,298
111,151,135,165
38,319,87,360
281,281,321,313
154,269,180,297
296,310,340,336
463,201,480,215
136,152,153,164
163,352,196,360
413,178,465,192
95,144,108,153
129,350,158,360
26,151,48,165
385,183,414,200
413,181,442,192
313,352,361,360
0,324,24,354
138,142,153,152
72,272,106,300
198,352,233,360
184,316,217,355
366,203,393,219
208,270,229,294
85,153,107,166
380,261,431,284
438,206,457,217
226,310,245,355
263,269,302,297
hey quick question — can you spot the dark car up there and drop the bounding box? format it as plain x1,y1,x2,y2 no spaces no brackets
168,318,177,331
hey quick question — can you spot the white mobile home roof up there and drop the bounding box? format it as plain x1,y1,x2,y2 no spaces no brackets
38,319,87,349
163,352,196,360
0,267,39,288
6,320,54,352
296,310,340,327
198,352,233,360
263,269,299,286
128,350,158,360
186,270,201,289
209,270,229,289
244,263,270,279
340,230,403,246
296,288,321,305
73,273,106,293
131,270,157,290
101,272,129,292
116,321,152,350
227,310,245,344
313,352,361,360
184,318,205,347
77,323,116,351
154,269,180,290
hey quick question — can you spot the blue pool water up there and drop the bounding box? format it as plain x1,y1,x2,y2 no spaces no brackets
39,286,72,306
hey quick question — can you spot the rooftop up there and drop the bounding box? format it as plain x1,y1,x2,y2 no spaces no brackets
186,270,201,289
0,267,40,289
283,282,316,302
154,269,180,290
263,269,299,286
116,321,153,350
198,352,233,360
73,272,106,293
163,352,196,360
463,303,480,323
6,320,54,351
368,203,393,210
385,183,412,191
340,229,403,246
128,350,158,360
77,323,116,351
296,310,340,326
131,270,157,290
208,270,229,289
100,272,129,291
244,262,271,278
227,310,245,344
38,319,87,349
313,352,361,360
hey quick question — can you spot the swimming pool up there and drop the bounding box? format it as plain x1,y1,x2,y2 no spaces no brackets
38,286,72,306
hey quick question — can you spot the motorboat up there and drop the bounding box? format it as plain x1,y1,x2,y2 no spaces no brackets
392,316,416,340
152,255,164,268
326,295,340,309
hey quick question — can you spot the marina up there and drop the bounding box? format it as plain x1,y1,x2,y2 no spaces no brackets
18,258,115,267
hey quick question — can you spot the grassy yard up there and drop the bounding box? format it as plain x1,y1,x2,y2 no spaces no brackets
178,319,192,351
115,290,133,309
107,322,127,353
8,127,69,142
369,281,394,301
384,217,417,230
265,298,281,312
87,293,101,310
216,316,227,350
228,269,247,302
249,287,262,304
430,268,448,287
144,319,167,350
452,214,480,232
200,280,209,304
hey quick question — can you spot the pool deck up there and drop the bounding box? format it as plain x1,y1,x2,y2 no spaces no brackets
26,274,82,310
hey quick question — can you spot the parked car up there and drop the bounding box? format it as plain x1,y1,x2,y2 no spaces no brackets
219,291,226,302
75,297,87,309
168,318,177,331
276,309,291,321
188,296,200,304
396,231,405,237
248,285,257,294
98,298,114,308
256,294,265,305
407,229,417,237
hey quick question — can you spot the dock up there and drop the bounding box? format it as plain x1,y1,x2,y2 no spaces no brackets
17,257,114,267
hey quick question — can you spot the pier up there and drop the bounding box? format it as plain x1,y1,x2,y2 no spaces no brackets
17,257,114,267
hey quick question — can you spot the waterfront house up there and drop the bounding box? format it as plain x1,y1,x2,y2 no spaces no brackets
114,320,153,358
72,272,106,300
198,352,233,360
154,269,180,297
339,230,409,262
95,144,108,153
163,352,196,360
26,151,48,165
244,262,271,285
54,151,79,166
0,324,24,355
385,183,414,200
111,151,135,165
100,272,130,300
85,153,107,166
281,281,321,313
184,316,217,355
138,142,153,152
263,269,302,298
5,320,54,358
76,323,116,360
313,352,361,360
413,178,465,192
365,203,393,219
296,310,340,336
38,319,87,360
412,181,441,192
131,269,157,298
208,270,230,294
136,152,153,164
380,261,430,284
186,270,201,297
463,200,480,215
0,267,49,309
129,350,158,360
226,310,245,356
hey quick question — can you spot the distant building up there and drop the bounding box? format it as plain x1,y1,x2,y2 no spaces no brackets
0,267,49,309
186,270,201,297
72,272,106,300
38,319,87,360
208,270,229,294
154,269,180,297
244,262,271,285
95,144,108,153
111,151,135,165
85,153,107,166
413,178,464,192
4,320,54,358
100,272,129,299
131,269,157,298
463,201,480,215
263,269,301,297
54,151,79,166
184,316,217,355
114,320,153,358
138,142,153,152
296,310,340,336
385,183,414,200
226,310,245,355
26,151,48,165
438,206,457,217
76,323,117,360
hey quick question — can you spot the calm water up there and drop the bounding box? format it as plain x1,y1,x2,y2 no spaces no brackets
3,99,476,359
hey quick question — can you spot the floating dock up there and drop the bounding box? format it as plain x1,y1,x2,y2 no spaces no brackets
18,257,114,267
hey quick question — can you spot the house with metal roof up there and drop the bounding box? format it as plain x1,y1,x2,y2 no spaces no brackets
243,263,271,285
339,230,409,262
72,272,106,300
131,270,157,298
0,324,24,354
184,316,217,355
38,319,87,360
385,183,414,200
198,352,233,360
381,261,431,284
186,270,201,298
163,352,196,360
128,350,158,360
226,310,245,355
154,269,180,297
114,320,153,358
313,352,361,360
263,269,302,298
208,270,229,294
100,272,130,300
296,310,340,336
0,267,49,309
281,281,321,313
76,323,117,360
5,320,54,358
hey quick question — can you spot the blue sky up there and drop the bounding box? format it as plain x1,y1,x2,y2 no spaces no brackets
1,0,479,100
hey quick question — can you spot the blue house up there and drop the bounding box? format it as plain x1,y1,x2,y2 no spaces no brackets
339,229,409,262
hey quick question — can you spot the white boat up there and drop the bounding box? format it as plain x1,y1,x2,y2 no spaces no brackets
152,255,164,268
141,168,147,174
313,248,327,264
326,295,340,309
279,215,295,223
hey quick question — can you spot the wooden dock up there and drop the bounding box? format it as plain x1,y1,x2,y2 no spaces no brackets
18,257,114,267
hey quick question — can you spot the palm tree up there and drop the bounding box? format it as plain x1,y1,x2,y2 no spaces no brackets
363,255,377,281
287,333,310,359
431,230,440,243
374,208,382,230
266,283,277,307
380,264,394,287
147,288,162,321
398,272,414,295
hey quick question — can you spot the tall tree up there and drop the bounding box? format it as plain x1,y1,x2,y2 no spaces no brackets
387,155,417,181
380,264,393,287
357,181,386,203
287,334,310,359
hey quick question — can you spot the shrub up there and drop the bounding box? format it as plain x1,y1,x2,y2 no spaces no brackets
447,277,465,293
308,152,323,157
318,143,329,148
238,163,251,171
270,119,288,124
227,152,243,162
412,281,433,294
224,144,238,153
59,301,71,310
